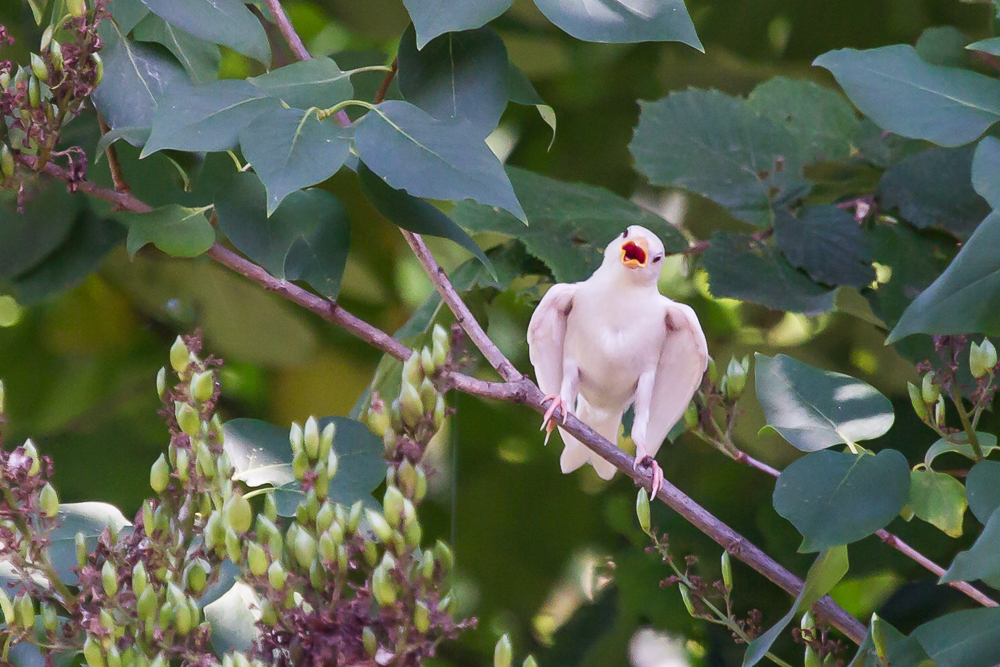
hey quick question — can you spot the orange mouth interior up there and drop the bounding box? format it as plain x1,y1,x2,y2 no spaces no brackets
622,241,647,267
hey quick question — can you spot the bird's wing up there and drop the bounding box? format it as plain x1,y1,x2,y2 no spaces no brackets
645,300,709,458
527,283,578,397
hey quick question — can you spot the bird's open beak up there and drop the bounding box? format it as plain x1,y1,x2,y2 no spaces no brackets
621,238,649,269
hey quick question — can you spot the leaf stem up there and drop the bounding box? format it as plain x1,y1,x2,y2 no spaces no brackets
951,388,985,462
316,99,375,121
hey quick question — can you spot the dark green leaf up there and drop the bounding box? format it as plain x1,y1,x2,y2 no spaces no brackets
198,560,239,609
702,232,837,313
248,57,354,111
911,606,1000,667
533,0,701,50
119,204,215,258
507,61,556,145
876,146,989,238
631,89,809,227
940,507,1000,586
353,100,525,220
924,432,998,470
214,172,351,298
398,25,509,137
774,205,875,289
916,26,972,68
239,108,351,213
223,418,296,487
773,449,910,552
107,0,150,34
401,0,513,49
755,353,894,452
143,80,282,156
357,162,493,275
204,581,257,656
450,167,687,283
849,616,935,667
140,0,270,64
746,77,863,163
967,460,1000,524
49,502,131,583
909,469,967,538
967,36,1000,57
887,211,1000,342
0,184,81,279
132,13,220,85
814,46,1000,147
972,136,1000,208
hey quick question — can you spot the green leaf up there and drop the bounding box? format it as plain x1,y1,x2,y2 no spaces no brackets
397,25,509,137
0,184,81,279
967,460,1000,524
119,204,215,258
702,232,837,314
204,581,258,656
49,502,131,584
507,61,556,145
774,205,875,289
967,36,1000,57
887,211,1000,343
248,57,353,111
533,0,701,50
924,432,998,470
140,0,270,64
239,108,351,213
909,469,967,538
916,26,972,68
746,77,863,164
814,46,1000,147
940,507,1000,586
107,0,150,34
214,172,350,298
357,162,494,276
849,616,935,667
632,89,810,227
353,100,525,220
755,353,894,452
223,417,386,516
773,449,910,552
401,0,514,49
143,80,282,156
91,35,186,142
132,13,220,85
972,136,1000,208
450,167,687,283
876,146,989,238
911,606,1000,667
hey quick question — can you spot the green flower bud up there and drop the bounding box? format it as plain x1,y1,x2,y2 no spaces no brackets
405,521,422,547
150,454,170,493
364,541,379,567
372,565,396,606
419,378,437,414
348,500,363,533
68,0,86,17
174,600,192,635
292,450,309,481
39,482,59,518
434,540,454,572
800,610,815,632
185,560,208,593
432,324,449,366
227,492,252,534
367,509,393,543
156,367,167,399
420,550,435,580
326,448,339,480
871,613,889,660
260,599,277,626
316,501,335,533
309,558,325,588
264,492,278,522
636,488,651,535
191,370,215,402
384,486,405,528
91,52,103,85
158,600,175,629
494,634,512,667
132,561,148,597
50,41,63,72
414,600,431,633
175,448,190,483
439,594,452,612
106,646,122,667
226,528,242,563
30,54,48,82
41,602,57,633
421,347,435,377
983,338,997,373
921,372,939,405
971,339,998,378
294,529,316,568
318,531,338,563
363,627,378,656
677,584,698,617
707,356,718,382
684,402,698,429
368,407,390,438
83,636,105,667
170,336,190,373
102,560,118,597
804,647,821,667
16,593,34,630
523,657,538,667
319,422,335,461
337,544,348,571
175,402,200,437
0,590,13,627
76,531,88,568
415,466,428,502
398,459,417,497
935,394,946,428
248,542,268,576
908,382,929,421
0,146,10,183
303,416,320,459
289,421,303,455
400,382,424,429
23,440,40,476
0,71,8,91
268,561,286,590
721,551,733,592
40,27,53,52
403,351,423,388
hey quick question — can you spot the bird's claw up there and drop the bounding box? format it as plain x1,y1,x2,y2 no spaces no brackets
540,395,568,445
634,444,664,497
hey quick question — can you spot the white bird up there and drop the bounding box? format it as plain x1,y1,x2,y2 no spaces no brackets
527,225,708,494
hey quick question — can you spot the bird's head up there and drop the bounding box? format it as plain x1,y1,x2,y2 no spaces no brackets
603,225,665,284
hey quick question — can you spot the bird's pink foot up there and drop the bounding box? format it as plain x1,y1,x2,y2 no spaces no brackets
634,443,664,497
540,395,568,445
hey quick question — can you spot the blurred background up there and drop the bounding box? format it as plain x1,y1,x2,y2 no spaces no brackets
0,0,996,665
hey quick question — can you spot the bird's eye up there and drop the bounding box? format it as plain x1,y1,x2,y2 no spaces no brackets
653,255,663,263
622,227,629,238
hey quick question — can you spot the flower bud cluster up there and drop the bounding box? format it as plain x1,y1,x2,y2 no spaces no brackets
908,370,946,428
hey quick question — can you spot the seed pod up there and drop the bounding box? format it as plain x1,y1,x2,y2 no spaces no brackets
405,521,422,548
150,454,170,493
414,601,431,633
170,336,190,373
319,422,335,461
363,627,378,656
907,382,928,421
176,402,200,437
706,356,718,383
30,54,48,81
226,492,252,534
363,541,379,567
367,509,393,543
191,370,214,402
636,488,651,535
982,338,998,373
40,482,59,518
102,561,118,596
494,634,513,667
304,416,320,459
0,71,8,91
248,542,268,576
268,561,286,590
83,636,105,667
721,551,733,592
132,561,148,597
68,0,86,17
679,584,696,616
309,558,325,588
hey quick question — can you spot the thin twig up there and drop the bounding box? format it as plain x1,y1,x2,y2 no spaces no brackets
375,58,397,105
97,116,129,196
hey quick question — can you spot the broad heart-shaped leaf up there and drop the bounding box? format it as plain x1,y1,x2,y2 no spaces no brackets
204,581,258,656
631,89,810,228
222,417,385,516
140,0,270,64
118,205,215,258
773,449,910,552
742,547,848,667
911,606,1000,667
248,57,353,111
876,145,989,238
49,502,131,584
91,34,186,144
972,136,1000,208
774,205,875,289
132,13,220,85
924,432,998,470
353,100,525,220
398,24,509,138
916,26,973,68
215,172,350,298
814,46,1000,147
401,0,513,49
357,165,494,277
449,167,687,283
702,232,837,314
755,354,894,452
239,108,351,213
909,469,967,538
849,616,935,667
886,211,1000,343
966,460,1000,524
143,80,282,156
746,78,863,164
940,507,1000,587
533,0,701,50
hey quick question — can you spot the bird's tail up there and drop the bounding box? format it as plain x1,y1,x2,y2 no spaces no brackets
559,396,621,480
